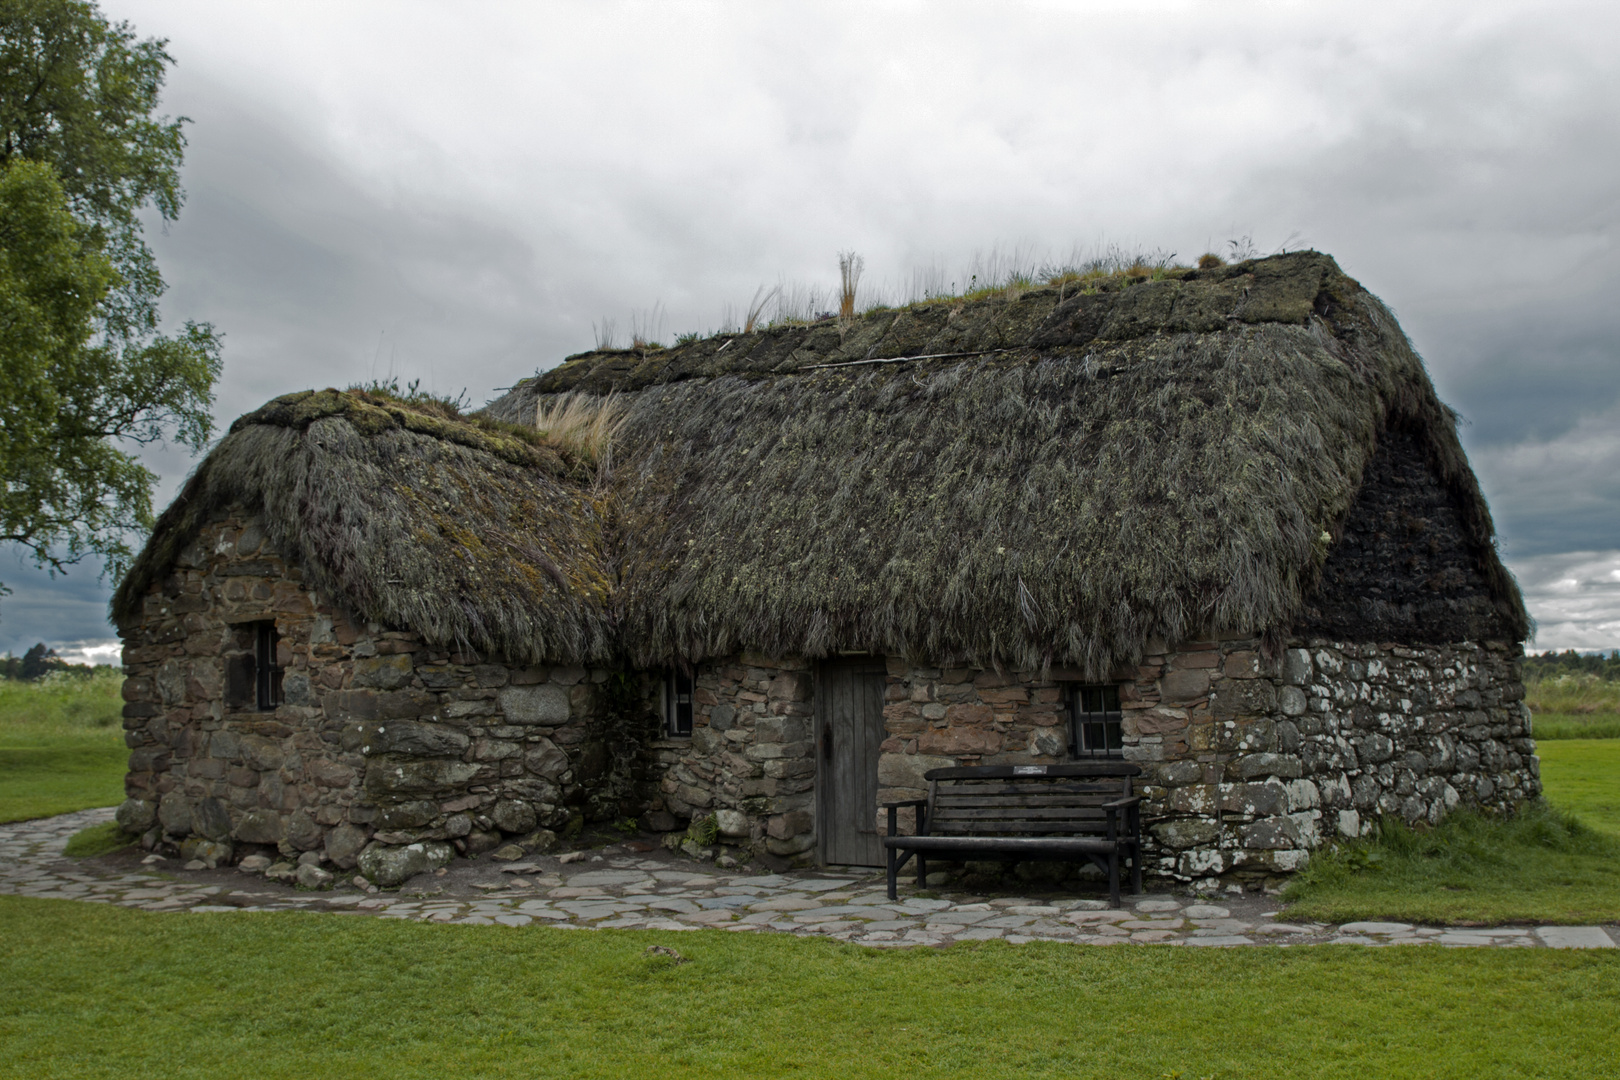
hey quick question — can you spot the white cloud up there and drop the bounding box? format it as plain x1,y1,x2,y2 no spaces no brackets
50,640,124,667
1509,550,1620,653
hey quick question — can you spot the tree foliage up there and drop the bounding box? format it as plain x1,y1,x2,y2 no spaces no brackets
1524,649,1620,682
0,0,221,594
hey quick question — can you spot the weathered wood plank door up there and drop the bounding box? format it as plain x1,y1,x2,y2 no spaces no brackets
817,657,888,866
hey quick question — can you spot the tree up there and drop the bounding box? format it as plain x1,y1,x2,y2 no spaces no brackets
19,640,59,679
0,0,221,596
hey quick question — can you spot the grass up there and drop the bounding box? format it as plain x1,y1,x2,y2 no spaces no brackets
0,670,127,824
1527,674,1620,739
1538,739,1620,837
1281,802,1620,926
532,391,629,472
60,819,138,857
1,897,1616,1079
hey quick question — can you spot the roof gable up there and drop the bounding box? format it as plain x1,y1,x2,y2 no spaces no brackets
117,253,1528,672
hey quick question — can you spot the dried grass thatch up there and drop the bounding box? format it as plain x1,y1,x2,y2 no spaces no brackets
533,392,628,478
118,253,1527,673
114,389,616,664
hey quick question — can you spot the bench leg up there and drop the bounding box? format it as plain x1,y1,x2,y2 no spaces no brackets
1108,851,1121,909
917,853,927,891
887,845,899,901
1130,841,1143,896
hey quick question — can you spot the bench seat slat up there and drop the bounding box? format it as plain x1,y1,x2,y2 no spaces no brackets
933,796,1120,811
926,824,1116,836
934,782,1127,797
931,806,1115,822
883,835,1117,855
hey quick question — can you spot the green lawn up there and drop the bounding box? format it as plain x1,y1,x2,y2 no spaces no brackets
1280,802,1620,925
0,670,127,823
1281,739,1620,925
0,896,1615,1079
1538,739,1620,836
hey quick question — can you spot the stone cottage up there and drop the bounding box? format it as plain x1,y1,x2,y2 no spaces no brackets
112,251,1538,889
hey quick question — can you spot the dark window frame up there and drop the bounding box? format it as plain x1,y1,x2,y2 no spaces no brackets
665,670,694,738
254,621,283,711
1069,683,1123,758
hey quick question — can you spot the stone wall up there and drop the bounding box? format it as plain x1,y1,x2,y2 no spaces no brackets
644,654,818,861
117,506,1536,888
874,636,1537,885
115,506,613,882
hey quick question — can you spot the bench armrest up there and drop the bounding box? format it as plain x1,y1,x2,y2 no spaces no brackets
883,799,929,838
1101,796,1143,810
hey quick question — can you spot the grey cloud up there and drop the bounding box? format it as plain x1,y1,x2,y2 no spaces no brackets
16,2,1618,650
1473,402,1620,558
145,80,580,418
0,556,116,658
1509,550,1620,652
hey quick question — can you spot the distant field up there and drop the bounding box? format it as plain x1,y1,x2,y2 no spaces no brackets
1527,675,1620,740
0,671,127,823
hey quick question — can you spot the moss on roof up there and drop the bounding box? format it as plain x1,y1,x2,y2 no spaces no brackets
117,252,1528,672
114,389,615,665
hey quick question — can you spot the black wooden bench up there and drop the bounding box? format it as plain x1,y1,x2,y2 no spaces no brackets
881,762,1144,906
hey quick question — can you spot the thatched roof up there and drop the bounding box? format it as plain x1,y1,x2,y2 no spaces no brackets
113,389,617,664
117,252,1527,673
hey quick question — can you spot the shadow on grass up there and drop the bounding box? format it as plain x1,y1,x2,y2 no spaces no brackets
1281,802,1620,925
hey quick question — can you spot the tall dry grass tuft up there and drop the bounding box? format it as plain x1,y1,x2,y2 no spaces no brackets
628,303,666,350
838,251,864,321
744,285,779,333
534,392,629,478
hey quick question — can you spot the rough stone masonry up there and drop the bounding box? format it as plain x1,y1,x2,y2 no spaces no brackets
117,508,1536,889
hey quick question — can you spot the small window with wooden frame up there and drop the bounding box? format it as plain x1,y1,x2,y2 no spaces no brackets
255,622,283,710
1069,684,1123,758
664,670,694,738
225,620,283,712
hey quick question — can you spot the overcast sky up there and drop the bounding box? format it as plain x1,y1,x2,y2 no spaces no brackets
7,0,1618,661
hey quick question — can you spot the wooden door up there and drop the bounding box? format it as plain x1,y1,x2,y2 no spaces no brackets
817,657,888,866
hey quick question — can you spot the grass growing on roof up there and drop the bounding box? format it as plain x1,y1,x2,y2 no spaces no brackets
533,392,629,475
113,386,620,668
489,253,1526,673
1280,802,1620,925
1537,740,1620,837
0,670,126,823
2,896,1617,1079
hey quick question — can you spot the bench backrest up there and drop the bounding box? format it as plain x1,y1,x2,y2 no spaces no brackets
921,762,1141,838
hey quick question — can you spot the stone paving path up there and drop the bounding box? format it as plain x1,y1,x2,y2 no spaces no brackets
5,808,1617,950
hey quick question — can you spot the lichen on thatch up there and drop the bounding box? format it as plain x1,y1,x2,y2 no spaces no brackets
114,389,617,665
117,252,1528,674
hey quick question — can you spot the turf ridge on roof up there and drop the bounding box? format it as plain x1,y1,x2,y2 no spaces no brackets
118,252,1527,675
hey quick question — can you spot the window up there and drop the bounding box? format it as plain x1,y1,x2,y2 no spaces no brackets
254,621,283,711
1070,684,1123,757
225,620,282,712
664,670,694,737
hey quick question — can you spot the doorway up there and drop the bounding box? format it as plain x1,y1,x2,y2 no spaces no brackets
816,656,888,866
